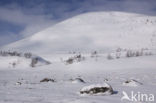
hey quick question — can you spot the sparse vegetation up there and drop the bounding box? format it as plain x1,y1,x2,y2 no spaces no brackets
24,53,32,58
0,51,21,57
65,54,85,65
106,48,154,60
91,51,98,58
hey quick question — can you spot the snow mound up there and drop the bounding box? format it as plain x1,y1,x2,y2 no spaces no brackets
30,56,51,67
80,83,113,95
123,79,143,87
70,78,85,84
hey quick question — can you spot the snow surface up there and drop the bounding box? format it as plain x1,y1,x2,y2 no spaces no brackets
0,11,156,103
0,54,156,103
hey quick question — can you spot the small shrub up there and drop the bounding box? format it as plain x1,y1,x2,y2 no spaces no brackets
66,58,74,64
116,47,122,52
116,53,121,59
24,53,32,58
30,57,38,67
91,51,98,58
65,54,85,64
12,62,16,68
107,54,113,60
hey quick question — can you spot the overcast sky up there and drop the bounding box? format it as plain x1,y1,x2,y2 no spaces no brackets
0,0,156,46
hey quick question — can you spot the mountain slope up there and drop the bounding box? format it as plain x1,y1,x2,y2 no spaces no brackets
2,11,156,54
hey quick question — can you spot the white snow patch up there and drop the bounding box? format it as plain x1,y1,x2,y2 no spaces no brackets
123,79,143,87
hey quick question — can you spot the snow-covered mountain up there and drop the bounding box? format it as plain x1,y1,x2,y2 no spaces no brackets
1,11,156,54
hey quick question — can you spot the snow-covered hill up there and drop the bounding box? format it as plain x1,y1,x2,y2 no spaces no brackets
0,11,156,103
1,11,156,54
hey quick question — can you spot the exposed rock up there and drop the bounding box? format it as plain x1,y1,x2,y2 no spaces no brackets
40,78,55,83
15,82,22,85
80,83,113,95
